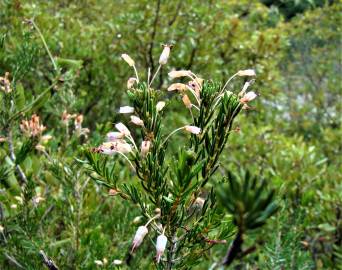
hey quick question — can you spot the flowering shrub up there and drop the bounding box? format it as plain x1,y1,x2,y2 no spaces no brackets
85,46,277,268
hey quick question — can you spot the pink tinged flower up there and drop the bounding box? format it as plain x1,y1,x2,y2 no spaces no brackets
119,106,134,114
131,226,148,252
156,234,168,263
185,125,201,135
240,91,257,103
127,77,138,89
159,45,172,65
182,94,192,109
156,101,165,112
141,140,151,157
116,141,132,153
237,69,256,77
130,116,144,126
107,132,125,141
99,141,132,155
121,54,135,67
115,122,130,136
167,83,187,92
168,70,191,79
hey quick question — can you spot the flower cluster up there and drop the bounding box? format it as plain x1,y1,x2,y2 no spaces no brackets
89,44,260,267
130,214,167,263
20,114,46,137
0,72,12,93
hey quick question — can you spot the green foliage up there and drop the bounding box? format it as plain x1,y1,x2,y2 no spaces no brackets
0,1,340,269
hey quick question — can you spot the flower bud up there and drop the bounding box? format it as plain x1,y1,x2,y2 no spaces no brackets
132,216,143,224
141,140,151,157
113,259,122,265
127,77,138,89
240,91,257,103
116,141,133,153
119,106,134,114
130,116,144,126
94,260,103,266
131,226,148,252
159,45,172,65
107,132,125,141
168,83,187,92
182,94,192,109
115,122,130,136
168,70,191,79
108,189,119,196
121,54,135,67
35,144,45,152
237,69,256,77
194,197,205,208
185,125,201,135
156,101,165,112
156,234,168,263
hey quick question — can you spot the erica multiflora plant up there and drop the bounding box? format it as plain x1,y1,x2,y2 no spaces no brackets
85,44,276,269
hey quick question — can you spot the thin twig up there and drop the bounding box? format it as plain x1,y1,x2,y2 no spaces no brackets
7,129,27,185
39,250,59,270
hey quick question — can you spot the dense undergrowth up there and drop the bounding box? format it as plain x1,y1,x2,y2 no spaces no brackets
0,1,341,269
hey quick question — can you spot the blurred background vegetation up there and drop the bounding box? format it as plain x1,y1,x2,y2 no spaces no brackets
0,0,341,269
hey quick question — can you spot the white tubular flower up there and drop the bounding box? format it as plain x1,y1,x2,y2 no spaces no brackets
185,125,201,135
168,70,191,79
237,69,256,77
116,141,132,153
156,101,166,112
119,106,135,114
121,54,135,67
127,77,138,89
168,83,187,92
98,142,116,155
159,45,172,65
188,78,203,97
115,122,131,136
156,234,168,263
131,226,148,252
130,116,144,126
94,260,103,266
238,81,251,97
141,140,151,157
182,94,192,109
240,91,258,103
107,132,125,141
98,141,132,155
112,260,122,265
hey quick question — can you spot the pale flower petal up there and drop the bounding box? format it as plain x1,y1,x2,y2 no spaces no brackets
107,132,125,141
185,125,201,135
132,226,148,252
141,140,151,156
237,69,256,76
121,54,135,67
115,122,130,136
127,77,138,89
168,70,191,79
240,91,257,103
130,116,144,126
168,83,187,92
156,101,166,112
156,234,168,263
159,45,171,65
119,106,134,114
